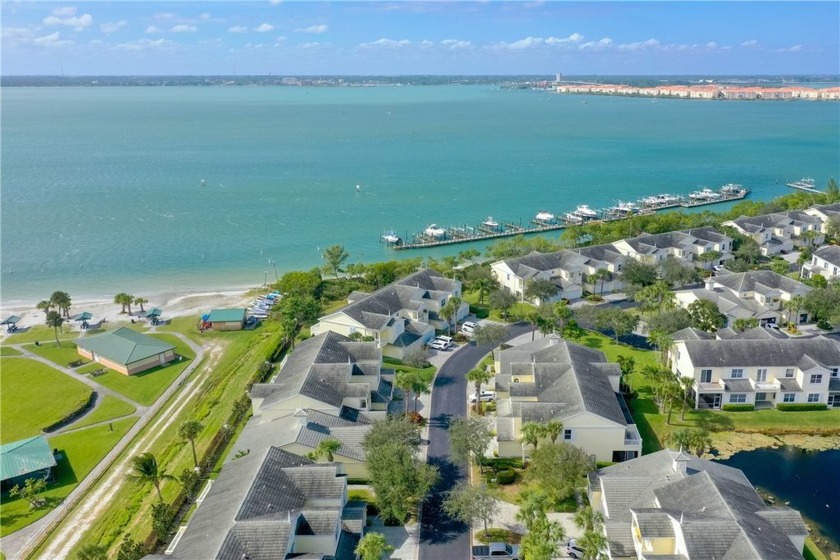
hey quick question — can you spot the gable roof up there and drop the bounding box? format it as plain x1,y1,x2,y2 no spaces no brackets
206,308,247,323
74,327,174,365
712,270,810,296
680,337,840,368
0,435,57,483
670,327,715,341
495,250,587,280
812,245,840,268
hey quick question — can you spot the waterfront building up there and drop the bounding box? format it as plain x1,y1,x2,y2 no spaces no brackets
801,245,840,282
612,227,733,270
74,327,176,375
492,335,642,462
490,250,587,304
204,308,248,331
722,211,824,256
589,449,808,559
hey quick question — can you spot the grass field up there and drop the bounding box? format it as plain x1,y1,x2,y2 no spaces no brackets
23,341,83,369
5,325,91,345
0,347,22,356
0,417,137,537
65,396,136,431
0,358,93,444
86,333,195,406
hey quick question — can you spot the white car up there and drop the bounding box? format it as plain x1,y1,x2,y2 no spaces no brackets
566,539,584,559
469,390,496,403
429,338,451,350
461,321,478,334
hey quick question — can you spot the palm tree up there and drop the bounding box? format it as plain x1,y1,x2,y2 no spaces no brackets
647,329,674,368
470,274,498,305
127,452,174,502
466,368,493,414
410,374,431,413
50,291,72,318
394,371,416,413
544,420,564,444
178,421,204,469
578,525,608,560
114,293,132,314
36,300,51,319
134,297,148,313
355,532,394,560
520,421,545,454
554,300,574,337
439,296,463,335
308,438,342,462
591,268,612,296
46,311,64,347
679,375,695,421
786,295,805,329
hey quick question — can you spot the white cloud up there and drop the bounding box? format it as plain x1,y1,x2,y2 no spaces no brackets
579,37,613,50
441,39,471,50
145,26,162,34
359,38,411,49
228,26,248,33
34,31,73,47
199,13,211,20
617,38,660,51
507,36,544,50
270,0,283,4
300,42,323,49
170,24,197,33
43,12,92,30
115,38,174,51
705,41,717,49
100,20,127,34
295,24,328,34
255,23,274,32
741,39,758,47
546,32,583,45
788,44,803,52
275,35,287,42
50,7,77,17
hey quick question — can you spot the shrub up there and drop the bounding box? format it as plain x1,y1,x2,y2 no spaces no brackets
476,528,521,544
383,356,404,365
722,404,755,412
496,469,517,485
817,319,832,330
586,294,604,302
776,403,828,411
480,457,524,470
403,411,426,425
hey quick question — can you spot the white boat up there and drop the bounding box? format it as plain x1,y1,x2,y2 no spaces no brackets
719,183,744,195
564,212,584,224
534,210,555,223
382,231,401,244
642,193,680,206
424,224,446,238
689,188,721,200
607,200,638,216
573,204,598,219
787,177,817,190
482,216,500,229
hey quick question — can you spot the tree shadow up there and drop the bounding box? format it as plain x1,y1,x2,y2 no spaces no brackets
628,396,663,453
419,458,468,545
688,410,735,432
49,449,79,489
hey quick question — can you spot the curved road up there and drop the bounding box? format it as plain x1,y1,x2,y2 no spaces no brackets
419,322,530,560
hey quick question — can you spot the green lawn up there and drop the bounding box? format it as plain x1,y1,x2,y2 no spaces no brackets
0,417,137,537
4,325,81,345
65,396,136,431
0,346,22,356
23,341,85,369
0,358,93,443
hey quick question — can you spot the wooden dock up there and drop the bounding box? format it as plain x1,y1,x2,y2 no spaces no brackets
386,187,749,250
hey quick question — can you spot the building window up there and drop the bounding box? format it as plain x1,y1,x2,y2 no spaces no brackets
700,369,712,383
730,393,747,403
564,429,572,441
783,393,795,403
808,393,820,403
730,368,744,379
785,368,795,378
810,374,823,384
756,369,768,382
832,368,839,378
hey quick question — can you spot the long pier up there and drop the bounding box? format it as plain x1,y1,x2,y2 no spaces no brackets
385,186,749,250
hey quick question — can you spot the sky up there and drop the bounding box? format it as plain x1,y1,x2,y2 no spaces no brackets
2,1,838,76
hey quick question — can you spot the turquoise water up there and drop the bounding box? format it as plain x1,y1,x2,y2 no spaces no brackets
2,86,839,302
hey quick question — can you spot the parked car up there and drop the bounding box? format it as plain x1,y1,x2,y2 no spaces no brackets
429,338,451,350
461,321,479,334
469,390,496,403
435,335,454,345
566,539,584,559
471,542,520,560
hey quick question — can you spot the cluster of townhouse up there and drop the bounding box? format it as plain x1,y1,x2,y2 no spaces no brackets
556,82,840,100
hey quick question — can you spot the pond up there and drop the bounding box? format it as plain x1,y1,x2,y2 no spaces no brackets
716,446,840,553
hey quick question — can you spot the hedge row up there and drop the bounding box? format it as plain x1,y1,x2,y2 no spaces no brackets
43,391,97,433
776,403,828,412
722,404,754,412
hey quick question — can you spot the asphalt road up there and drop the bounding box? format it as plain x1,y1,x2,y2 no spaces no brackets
419,322,531,560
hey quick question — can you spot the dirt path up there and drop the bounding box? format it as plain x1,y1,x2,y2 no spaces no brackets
6,335,219,560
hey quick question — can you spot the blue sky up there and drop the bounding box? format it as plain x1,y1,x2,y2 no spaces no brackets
2,1,838,76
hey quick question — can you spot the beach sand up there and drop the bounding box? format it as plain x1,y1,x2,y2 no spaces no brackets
0,287,256,341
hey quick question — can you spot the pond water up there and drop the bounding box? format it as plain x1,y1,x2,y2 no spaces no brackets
716,446,840,553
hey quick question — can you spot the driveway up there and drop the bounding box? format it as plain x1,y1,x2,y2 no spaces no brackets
418,322,530,560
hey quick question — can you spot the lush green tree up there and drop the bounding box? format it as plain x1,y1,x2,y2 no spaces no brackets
467,266,499,304
732,317,759,332
408,372,431,413
687,298,727,332
277,294,321,329
641,365,678,413
133,297,148,313
488,289,517,319
771,259,791,275
178,420,204,469
524,278,559,304
678,375,695,421
151,501,175,540
805,273,829,289
277,269,322,298
667,428,713,457
363,416,422,450
364,261,401,289
696,250,722,272
76,543,108,560
645,308,692,335
659,256,700,288
116,537,146,560
448,416,493,469
620,259,658,289
734,237,762,265
345,262,367,280
535,303,559,337
458,248,482,265
574,504,604,533
486,235,560,260
520,512,566,560
516,487,553,528
114,292,133,314
600,306,639,342
804,283,840,323
471,323,509,348
615,355,636,393
127,452,174,502
439,296,463,335
520,421,546,453
525,443,594,503
36,299,52,318
355,532,394,560
50,291,72,318
578,523,608,560
10,477,47,509
443,482,499,533
402,346,429,369
647,329,673,367
46,310,64,347
543,420,564,444
394,370,418,413
554,300,574,336
826,216,840,240
590,268,612,295
466,367,493,414
322,245,349,278
178,467,202,500
786,294,806,328
308,438,342,462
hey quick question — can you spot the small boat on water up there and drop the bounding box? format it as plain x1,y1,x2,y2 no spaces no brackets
642,193,680,206
534,210,555,223
787,177,817,191
424,224,446,238
382,230,401,244
607,200,638,216
564,212,584,224
719,183,745,196
573,204,598,219
689,188,721,201
482,216,500,229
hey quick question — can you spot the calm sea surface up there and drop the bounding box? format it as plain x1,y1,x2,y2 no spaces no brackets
2,86,839,302
717,447,840,552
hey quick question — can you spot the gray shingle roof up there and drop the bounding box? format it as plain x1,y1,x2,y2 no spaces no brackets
712,270,810,296
682,337,840,368
813,245,840,268
670,327,715,341
593,450,805,560
498,250,587,279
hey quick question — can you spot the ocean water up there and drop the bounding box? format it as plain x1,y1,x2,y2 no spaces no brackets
2,85,839,302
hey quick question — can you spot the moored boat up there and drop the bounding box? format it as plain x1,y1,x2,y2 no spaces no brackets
786,177,817,190
482,216,500,230
573,204,598,219
382,230,402,244
424,224,446,238
534,210,556,223
564,212,584,224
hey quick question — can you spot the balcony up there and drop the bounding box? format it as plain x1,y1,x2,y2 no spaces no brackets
624,425,643,448
752,379,781,391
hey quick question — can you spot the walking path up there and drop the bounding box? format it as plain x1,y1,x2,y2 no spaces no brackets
1,332,208,560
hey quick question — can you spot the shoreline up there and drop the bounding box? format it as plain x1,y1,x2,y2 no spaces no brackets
709,431,840,460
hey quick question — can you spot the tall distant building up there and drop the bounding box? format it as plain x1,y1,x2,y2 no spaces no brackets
556,73,562,83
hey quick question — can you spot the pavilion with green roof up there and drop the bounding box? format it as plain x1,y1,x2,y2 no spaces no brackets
0,435,57,491
205,308,248,331
75,327,176,375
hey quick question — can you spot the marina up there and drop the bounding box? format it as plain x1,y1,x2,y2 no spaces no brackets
384,183,750,250
786,177,822,193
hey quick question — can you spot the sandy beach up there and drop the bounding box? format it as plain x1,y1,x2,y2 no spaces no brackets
0,287,256,341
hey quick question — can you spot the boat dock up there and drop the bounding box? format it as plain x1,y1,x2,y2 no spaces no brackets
384,184,750,250
786,178,822,193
